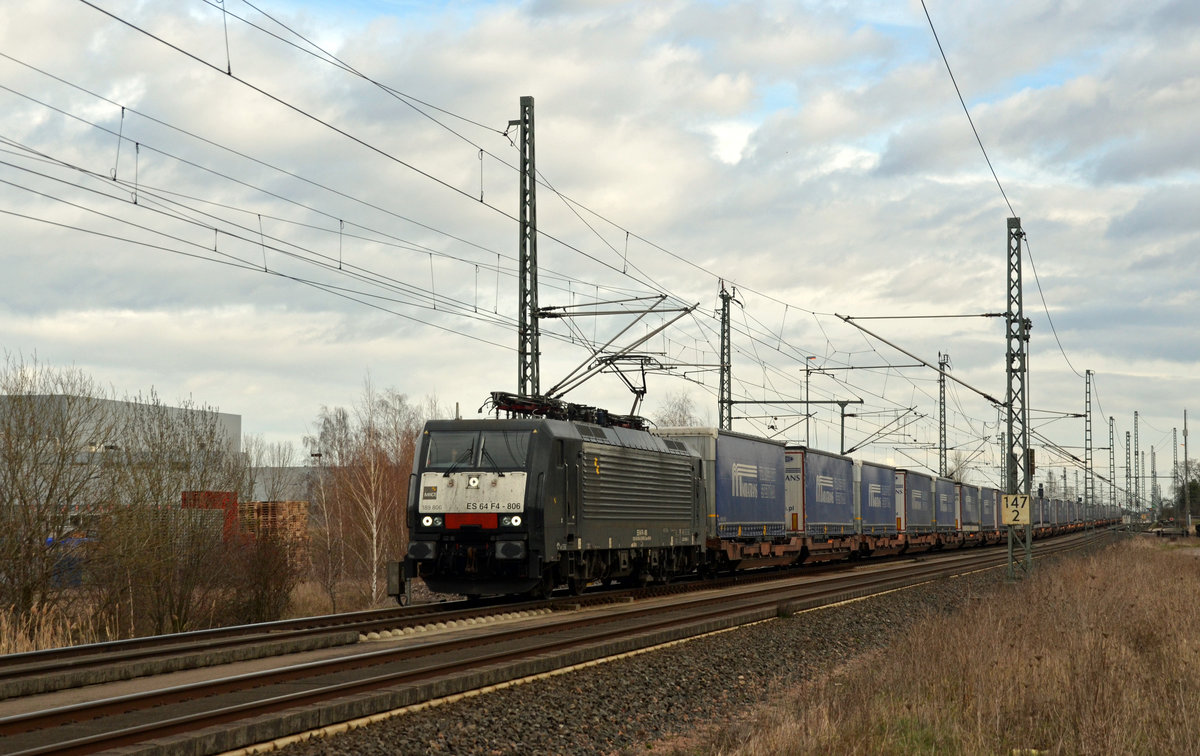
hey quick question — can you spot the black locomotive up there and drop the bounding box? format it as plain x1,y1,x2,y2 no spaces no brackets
399,394,706,598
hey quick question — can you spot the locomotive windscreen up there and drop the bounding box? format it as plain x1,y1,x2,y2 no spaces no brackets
423,429,531,471
479,430,531,469
424,431,478,470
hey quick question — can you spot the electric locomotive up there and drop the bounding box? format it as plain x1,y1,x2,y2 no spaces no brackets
397,393,706,599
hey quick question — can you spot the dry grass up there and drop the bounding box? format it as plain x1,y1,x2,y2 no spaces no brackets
285,580,385,618
287,580,378,617
0,602,103,654
695,537,1200,756
0,579,383,655
287,580,337,618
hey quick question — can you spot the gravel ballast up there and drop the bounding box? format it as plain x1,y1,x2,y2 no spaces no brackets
273,566,1012,756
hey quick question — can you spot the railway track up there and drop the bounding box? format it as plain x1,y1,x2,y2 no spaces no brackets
0,596,552,701
0,571,801,704
0,530,1112,755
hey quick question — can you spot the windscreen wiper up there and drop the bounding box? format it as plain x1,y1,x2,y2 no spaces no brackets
479,444,506,476
443,446,474,477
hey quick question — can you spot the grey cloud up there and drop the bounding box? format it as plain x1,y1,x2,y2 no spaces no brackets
1106,186,1200,239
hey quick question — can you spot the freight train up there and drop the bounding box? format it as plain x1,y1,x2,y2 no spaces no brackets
390,392,1119,601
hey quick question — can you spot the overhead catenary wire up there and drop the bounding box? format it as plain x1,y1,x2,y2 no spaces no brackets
0,85,676,393
1,124,648,356
211,0,716,311
919,0,1014,218
0,162,522,334
1,154,714,402
54,4,921,387
213,0,509,137
72,2,696,308
75,0,507,221
0,188,523,352
211,0,821,341
0,56,512,261
0,140,513,325
0,59,662,313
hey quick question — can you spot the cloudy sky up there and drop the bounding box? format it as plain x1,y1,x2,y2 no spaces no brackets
1,0,1196,502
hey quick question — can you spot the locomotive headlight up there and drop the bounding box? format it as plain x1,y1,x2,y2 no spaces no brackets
510,515,522,527
421,515,433,527
433,516,444,527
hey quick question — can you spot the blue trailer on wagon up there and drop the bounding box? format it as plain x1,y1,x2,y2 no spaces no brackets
980,487,1002,545
896,469,936,552
857,459,903,555
656,427,794,570
785,446,857,563
958,483,982,545
934,477,961,548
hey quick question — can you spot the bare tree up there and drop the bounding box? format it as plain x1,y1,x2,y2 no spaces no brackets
1171,459,1199,522
244,434,299,502
0,354,118,629
945,450,971,483
243,433,265,503
228,525,303,624
653,389,703,427
88,392,247,636
304,385,432,609
344,380,419,605
305,406,353,613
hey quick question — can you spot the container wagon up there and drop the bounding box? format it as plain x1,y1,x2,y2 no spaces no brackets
896,469,937,552
657,427,795,569
857,459,904,555
785,446,857,563
980,487,1001,545
959,483,982,545
934,477,961,548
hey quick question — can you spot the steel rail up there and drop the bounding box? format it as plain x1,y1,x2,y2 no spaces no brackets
0,604,438,669
0,598,544,697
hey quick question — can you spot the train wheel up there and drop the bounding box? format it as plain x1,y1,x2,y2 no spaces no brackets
568,576,588,596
